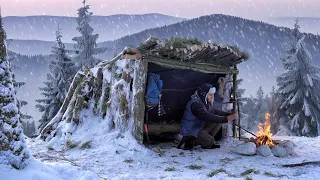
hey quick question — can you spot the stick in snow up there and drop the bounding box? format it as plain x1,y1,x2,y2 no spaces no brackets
282,161,320,167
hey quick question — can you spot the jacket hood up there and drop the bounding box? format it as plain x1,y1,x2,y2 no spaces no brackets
198,83,214,104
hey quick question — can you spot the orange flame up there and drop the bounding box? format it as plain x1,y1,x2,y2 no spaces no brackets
256,113,275,147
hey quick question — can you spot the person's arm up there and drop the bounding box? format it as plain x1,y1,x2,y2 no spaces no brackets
190,102,228,123
213,108,232,116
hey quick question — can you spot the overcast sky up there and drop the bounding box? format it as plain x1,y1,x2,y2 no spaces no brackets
1,0,319,20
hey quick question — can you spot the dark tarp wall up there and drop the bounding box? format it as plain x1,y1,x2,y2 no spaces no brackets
146,63,226,124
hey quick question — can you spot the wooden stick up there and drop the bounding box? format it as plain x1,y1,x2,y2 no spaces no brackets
282,161,320,167
234,124,257,137
237,101,241,140
232,65,238,138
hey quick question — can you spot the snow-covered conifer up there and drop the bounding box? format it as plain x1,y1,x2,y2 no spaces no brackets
0,12,30,169
36,26,76,131
6,46,35,136
276,18,320,136
72,0,107,68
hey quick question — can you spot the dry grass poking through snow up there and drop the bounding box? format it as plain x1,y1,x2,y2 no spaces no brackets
186,164,204,170
66,139,78,149
80,141,92,149
207,168,227,177
165,167,176,171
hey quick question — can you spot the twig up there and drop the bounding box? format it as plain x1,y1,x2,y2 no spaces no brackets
282,161,320,167
234,124,257,137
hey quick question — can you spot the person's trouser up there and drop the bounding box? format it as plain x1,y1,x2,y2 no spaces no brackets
195,121,222,148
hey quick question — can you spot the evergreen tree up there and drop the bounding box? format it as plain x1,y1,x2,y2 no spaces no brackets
13,75,35,137
0,12,30,169
36,26,76,131
241,87,269,132
236,79,246,106
281,18,303,70
255,86,269,124
268,86,280,133
6,47,35,136
236,79,250,134
72,0,107,68
276,19,320,136
242,95,256,130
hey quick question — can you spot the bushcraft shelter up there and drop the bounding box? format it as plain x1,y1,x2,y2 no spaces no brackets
40,36,248,145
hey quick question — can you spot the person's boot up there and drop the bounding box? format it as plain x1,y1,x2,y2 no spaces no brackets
211,144,220,149
201,143,220,149
182,141,193,150
182,138,195,150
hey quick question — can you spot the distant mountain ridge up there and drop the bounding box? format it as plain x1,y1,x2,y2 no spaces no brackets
3,13,186,43
264,17,320,35
95,14,320,96
7,39,74,55
8,14,320,99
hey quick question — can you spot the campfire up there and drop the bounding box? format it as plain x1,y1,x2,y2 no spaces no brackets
237,113,293,157
249,113,277,147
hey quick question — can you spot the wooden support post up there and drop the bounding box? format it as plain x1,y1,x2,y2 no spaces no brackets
232,65,238,138
238,101,241,140
132,60,148,144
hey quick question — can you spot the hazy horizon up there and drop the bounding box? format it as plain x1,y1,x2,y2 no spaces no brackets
1,0,320,21
2,13,320,20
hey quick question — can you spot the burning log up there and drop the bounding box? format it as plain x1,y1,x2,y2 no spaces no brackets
262,136,268,145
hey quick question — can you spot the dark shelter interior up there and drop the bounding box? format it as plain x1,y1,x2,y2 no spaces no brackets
145,62,226,143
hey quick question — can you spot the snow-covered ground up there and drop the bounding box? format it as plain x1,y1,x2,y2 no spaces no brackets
0,154,99,180
2,132,319,180
2,108,320,180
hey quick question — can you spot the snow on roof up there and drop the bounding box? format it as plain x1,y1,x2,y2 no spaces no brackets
136,36,248,67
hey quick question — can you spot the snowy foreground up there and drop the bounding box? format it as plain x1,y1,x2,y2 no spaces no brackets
2,132,320,180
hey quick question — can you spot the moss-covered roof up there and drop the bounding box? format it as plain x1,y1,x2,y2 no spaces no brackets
136,36,248,68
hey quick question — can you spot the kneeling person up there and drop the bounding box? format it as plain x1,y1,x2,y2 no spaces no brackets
180,83,238,149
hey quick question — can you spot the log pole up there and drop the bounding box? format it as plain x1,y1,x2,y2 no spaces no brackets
232,65,238,138
237,101,241,140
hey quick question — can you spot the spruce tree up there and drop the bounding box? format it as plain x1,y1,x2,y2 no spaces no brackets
281,18,303,70
236,79,250,133
268,86,280,133
276,19,320,136
255,86,269,124
72,0,107,68
0,12,30,169
36,26,76,131
7,49,35,136
236,79,245,106
242,95,256,130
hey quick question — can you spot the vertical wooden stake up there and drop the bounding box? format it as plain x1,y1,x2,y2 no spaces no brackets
237,101,241,140
232,65,238,138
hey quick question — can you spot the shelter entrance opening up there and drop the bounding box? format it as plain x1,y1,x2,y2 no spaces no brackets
144,62,227,143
